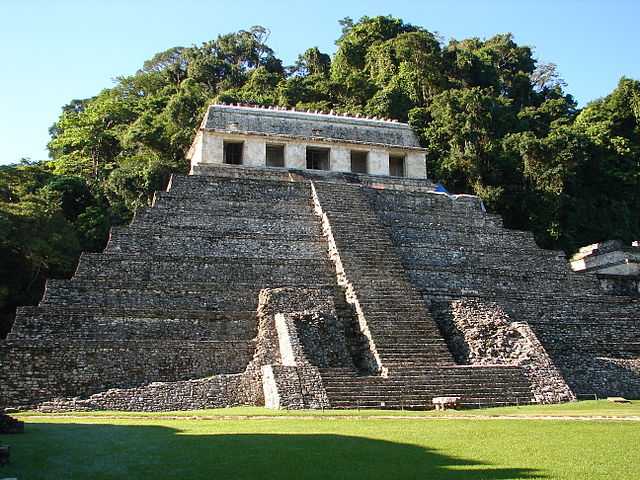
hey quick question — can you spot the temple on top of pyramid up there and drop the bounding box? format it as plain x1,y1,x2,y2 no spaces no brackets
187,103,428,178
1,101,639,413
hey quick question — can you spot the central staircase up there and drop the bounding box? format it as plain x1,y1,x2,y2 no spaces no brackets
319,366,533,409
312,180,535,408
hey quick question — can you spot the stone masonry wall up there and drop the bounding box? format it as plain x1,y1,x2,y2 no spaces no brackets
0,340,252,408
32,287,336,412
262,365,329,409
247,287,335,409
293,312,355,368
371,183,640,399
433,299,574,403
1,172,343,411
36,375,250,413
9,306,255,341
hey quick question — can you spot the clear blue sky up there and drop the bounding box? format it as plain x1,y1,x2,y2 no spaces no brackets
1,0,639,165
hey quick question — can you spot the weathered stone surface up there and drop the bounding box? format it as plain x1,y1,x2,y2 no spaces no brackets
571,240,640,276
433,299,574,404
203,104,423,148
1,162,638,411
36,286,339,412
370,180,640,399
0,340,252,407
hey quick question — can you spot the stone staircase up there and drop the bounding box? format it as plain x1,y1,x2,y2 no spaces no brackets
313,181,455,370
319,366,533,409
368,185,640,398
311,180,536,408
3,164,637,408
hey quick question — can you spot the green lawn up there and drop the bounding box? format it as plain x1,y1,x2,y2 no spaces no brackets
2,402,639,479
15,399,640,418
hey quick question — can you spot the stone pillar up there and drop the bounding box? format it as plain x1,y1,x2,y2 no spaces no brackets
275,314,298,366
285,142,306,169
330,146,350,172
406,151,427,178
244,138,266,167
189,132,204,167
368,149,389,175
201,133,224,164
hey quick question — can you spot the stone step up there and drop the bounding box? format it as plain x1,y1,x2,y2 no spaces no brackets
106,227,328,258
379,211,504,230
134,207,319,227
148,198,313,218
169,172,308,190
111,225,322,243
161,178,312,202
398,244,562,266
409,270,592,296
314,181,455,367
75,253,335,284
9,306,257,341
41,280,333,310
323,388,534,397
190,165,306,183
320,371,531,382
366,190,485,215
407,259,582,282
133,214,322,237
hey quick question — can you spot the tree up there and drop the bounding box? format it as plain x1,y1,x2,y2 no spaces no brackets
290,48,331,77
0,161,109,336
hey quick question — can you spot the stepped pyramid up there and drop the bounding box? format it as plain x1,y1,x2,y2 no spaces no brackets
1,104,638,410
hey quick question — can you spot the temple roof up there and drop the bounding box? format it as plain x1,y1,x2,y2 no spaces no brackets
201,103,425,150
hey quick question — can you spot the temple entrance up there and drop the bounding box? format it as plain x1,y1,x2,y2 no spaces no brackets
223,141,243,165
306,147,330,170
389,155,405,177
350,150,368,174
266,144,285,167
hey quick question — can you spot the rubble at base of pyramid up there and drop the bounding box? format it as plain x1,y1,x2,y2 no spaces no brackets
1,105,639,411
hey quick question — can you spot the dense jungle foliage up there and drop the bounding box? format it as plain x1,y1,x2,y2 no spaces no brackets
1,16,639,335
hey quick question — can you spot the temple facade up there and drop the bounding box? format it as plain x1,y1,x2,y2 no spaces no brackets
187,104,428,178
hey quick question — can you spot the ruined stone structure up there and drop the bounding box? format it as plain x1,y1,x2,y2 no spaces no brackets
1,105,639,411
188,104,428,178
570,241,640,297
571,240,640,276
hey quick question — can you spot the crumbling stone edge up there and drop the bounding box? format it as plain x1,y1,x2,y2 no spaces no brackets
30,287,335,412
432,298,575,404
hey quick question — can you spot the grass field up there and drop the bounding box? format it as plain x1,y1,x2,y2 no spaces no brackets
2,401,639,479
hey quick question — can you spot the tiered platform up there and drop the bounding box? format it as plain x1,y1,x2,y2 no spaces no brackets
369,185,640,398
0,173,339,407
1,164,638,409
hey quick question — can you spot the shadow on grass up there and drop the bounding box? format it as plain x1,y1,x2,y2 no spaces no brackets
1,422,545,480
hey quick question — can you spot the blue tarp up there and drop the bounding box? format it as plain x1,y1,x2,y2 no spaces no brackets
434,183,449,194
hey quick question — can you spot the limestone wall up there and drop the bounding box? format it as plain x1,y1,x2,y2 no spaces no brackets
202,104,423,147
370,183,640,399
191,130,427,178
0,340,252,407
9,307,255,341
0,173,340,410
433,299,574,404
36,375,249,413
4,167,638,410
